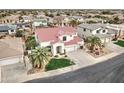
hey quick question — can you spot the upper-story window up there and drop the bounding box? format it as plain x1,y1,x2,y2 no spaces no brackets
84,28,86,32
11,30,14,32
63,36,67,41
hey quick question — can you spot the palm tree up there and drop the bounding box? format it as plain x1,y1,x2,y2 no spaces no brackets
25,36,37,50
28,47,50,70
86,36,102,53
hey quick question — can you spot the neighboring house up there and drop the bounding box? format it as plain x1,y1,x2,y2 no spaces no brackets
22,16,31,23
77,24,122,43
15,22,30,30
0,24,17,35
32,18,48,27
35,27,84,56
69,16,84,22
108,24,124,38
84,18,105,23
0,38,24,66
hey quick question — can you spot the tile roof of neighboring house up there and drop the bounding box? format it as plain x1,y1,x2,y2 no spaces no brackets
0,24,17,32
78,24,107,31
0,38,24,59
35,27,76,42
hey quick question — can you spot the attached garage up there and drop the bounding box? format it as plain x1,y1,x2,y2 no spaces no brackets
65,45,80,52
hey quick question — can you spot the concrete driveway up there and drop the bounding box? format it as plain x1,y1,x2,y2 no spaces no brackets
67,49,96,67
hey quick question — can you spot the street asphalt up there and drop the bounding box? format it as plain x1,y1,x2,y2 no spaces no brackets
26,53,124,83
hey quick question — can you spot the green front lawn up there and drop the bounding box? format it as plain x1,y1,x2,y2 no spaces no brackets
114,40,124,47
45,58,74,71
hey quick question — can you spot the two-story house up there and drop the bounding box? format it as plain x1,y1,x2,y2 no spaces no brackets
35,27,84,56
77,24,121,43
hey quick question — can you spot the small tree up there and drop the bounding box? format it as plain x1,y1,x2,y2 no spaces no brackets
25,36,37,50
15,30,25,37
69,19,79,27
18,16,23,21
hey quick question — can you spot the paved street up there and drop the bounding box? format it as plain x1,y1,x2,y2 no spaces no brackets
26,53,124,83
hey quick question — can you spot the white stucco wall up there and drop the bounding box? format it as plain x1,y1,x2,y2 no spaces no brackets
33,20,47,27
8,30,16,34
92,28,108,35
59,33,77,42
51,42,64,56
40,42,51,47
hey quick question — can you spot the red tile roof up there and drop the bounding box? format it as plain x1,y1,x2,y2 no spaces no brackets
35,27,82,46
64,36,82,46
35,27,75,41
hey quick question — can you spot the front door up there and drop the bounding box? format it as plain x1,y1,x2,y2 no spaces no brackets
56,46,61,53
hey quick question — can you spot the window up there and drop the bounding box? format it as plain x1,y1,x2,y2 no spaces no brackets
11,30,14,32
84,28,86,32
102,30,106,33
63,36,67,41
96,30,99,33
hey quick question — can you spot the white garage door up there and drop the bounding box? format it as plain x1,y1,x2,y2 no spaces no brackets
65,45,79,52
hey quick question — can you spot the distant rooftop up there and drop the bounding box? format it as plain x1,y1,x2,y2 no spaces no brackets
0,24,17,32
78,24,107,30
